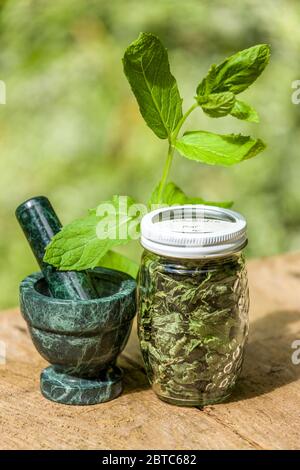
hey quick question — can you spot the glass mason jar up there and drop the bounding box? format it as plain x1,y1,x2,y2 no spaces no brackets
137,205,249,406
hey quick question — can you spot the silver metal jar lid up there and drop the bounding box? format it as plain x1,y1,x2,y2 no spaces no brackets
140,205,247,258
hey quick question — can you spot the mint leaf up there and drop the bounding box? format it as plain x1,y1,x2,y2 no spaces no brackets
199,91,235,118
175,131,266,166
149,181,233,208
98,250,139,278
123,32,183,139
197,44,270,96
44,196,140,270
230,99,259,122
44,214,110,270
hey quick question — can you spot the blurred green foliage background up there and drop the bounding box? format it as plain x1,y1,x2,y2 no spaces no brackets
0,0,299,308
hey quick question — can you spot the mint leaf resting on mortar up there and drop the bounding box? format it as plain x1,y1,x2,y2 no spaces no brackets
44,33,270,275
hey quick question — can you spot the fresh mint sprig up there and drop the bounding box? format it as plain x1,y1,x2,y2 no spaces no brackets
44,33,270,276
123,33,269,204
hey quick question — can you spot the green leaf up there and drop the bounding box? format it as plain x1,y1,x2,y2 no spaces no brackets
197,44,270,96
44,196,140,270
174,131,266,166
98,250,139,278
149,181,233,208
199,91,235,118
230,99,259,122
123,32,183,139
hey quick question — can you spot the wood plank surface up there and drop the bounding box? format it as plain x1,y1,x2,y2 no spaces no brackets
0,252,300,450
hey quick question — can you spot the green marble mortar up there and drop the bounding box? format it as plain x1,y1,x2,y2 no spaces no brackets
19,267,136,405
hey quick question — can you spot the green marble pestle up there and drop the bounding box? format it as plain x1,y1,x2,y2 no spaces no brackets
16,196,98,300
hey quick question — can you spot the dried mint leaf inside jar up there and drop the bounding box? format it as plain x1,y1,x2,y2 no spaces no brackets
138,253,247,402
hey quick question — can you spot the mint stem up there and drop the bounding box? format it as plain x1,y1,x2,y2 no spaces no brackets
157,102,198,203
157,143,175,203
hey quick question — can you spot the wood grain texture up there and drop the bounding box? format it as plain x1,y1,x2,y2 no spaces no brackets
0,252,300,449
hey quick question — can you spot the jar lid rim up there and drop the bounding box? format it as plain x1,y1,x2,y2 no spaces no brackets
140,204,247,258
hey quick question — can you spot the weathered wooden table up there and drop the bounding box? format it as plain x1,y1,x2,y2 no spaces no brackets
0,253,300,450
